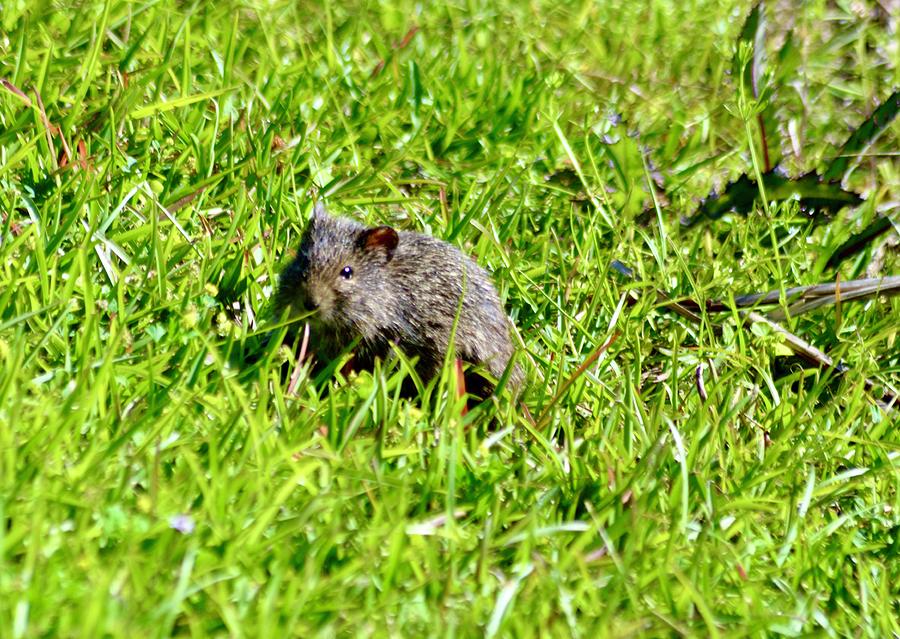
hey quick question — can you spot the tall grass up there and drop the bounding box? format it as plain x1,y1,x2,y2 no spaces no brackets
1,0,898,635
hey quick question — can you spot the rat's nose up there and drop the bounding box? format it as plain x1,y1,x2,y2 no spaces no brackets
302,297,317,313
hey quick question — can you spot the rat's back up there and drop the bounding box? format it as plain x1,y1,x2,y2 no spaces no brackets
386,230,520,387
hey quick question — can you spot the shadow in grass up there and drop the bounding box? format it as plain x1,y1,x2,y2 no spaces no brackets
226,318,516,425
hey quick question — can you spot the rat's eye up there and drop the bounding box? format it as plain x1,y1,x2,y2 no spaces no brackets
340,266,353,280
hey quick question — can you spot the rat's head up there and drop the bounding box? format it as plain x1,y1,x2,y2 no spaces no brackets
276,203,399,331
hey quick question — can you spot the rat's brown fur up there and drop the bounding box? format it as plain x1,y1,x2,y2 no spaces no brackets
275,205,522,394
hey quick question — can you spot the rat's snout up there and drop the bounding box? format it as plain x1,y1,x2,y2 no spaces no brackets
287,282,318,318
302,279,335,322
301,295,317,313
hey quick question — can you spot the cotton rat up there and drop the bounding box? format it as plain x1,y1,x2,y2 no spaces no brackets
275,204,522,395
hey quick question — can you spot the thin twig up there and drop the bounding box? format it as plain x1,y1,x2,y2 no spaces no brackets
287,322,310,396
743,310,896,409
535,332,619,430
1,78,32,106
34,88,72,169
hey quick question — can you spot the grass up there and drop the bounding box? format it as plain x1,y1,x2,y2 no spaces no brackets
1,0,899,636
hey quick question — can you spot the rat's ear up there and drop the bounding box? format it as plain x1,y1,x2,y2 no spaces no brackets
358,226,399,259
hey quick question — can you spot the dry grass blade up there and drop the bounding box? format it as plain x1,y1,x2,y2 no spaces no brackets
674,275,900,318
1,78,32,106
770,276,900,320
744,311,897,410
287,322,311,396
615,262,897,412
535,332,619,429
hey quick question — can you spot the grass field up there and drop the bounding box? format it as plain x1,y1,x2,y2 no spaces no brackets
1,0,899,636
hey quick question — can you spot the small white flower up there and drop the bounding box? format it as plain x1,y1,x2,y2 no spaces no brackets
169,514,195,535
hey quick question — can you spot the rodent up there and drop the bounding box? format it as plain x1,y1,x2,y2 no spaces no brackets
275,204,522,395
